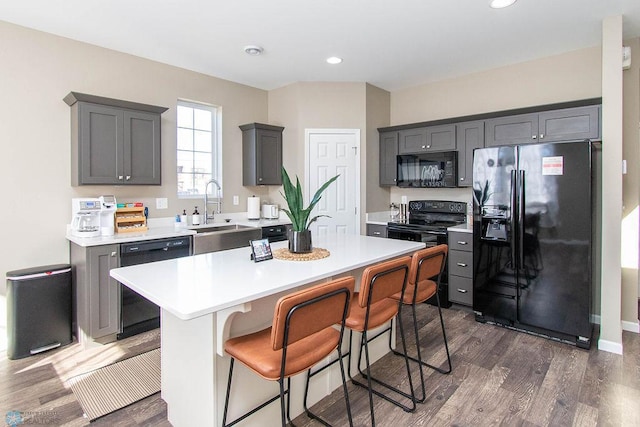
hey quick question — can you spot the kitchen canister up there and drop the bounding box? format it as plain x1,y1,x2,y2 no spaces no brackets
247,196,261,220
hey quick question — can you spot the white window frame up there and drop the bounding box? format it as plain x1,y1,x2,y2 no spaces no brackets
176,99,222,199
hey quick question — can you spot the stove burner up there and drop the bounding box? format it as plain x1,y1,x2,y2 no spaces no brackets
389,200,467,232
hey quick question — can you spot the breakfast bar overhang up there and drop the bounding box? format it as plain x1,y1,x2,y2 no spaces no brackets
110,234,424,426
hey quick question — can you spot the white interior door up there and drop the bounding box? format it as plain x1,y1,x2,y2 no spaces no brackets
306,129,360,237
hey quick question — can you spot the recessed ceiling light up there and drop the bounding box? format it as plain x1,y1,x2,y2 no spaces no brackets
244,45,263,56
326,56,343,65
489,0,517,8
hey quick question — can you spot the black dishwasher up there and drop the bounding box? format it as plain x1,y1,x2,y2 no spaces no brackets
117,236,191,340
261,224,289,242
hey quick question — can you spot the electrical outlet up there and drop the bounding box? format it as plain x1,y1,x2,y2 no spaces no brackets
233,195,239,205
156,198,168,209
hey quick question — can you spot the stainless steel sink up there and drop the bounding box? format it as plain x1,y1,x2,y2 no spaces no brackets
191,224,255,233
192,224,262,255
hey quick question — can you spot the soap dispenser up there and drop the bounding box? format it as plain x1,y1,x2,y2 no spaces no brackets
192,207,201,226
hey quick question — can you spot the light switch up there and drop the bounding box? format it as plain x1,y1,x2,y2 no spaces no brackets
233,196,239,206
156,198,168,209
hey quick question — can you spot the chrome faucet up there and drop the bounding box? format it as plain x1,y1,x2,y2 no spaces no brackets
204,179,222,224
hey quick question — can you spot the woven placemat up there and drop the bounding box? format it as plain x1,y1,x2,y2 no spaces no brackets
273,247,330,261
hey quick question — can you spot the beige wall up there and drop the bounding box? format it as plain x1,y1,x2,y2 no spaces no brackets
365,84,392,214
622,37,640,324
267,82,367,214
600,16,624,348
391,46,602,125
0,21,269,302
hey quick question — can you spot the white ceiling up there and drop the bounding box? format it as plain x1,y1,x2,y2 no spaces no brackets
1,0,639,91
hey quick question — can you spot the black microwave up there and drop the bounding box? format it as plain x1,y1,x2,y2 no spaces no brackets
397,151,458,188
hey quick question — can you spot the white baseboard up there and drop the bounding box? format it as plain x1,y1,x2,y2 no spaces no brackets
622,320,640,333
598,338,623,354
590,315,639,333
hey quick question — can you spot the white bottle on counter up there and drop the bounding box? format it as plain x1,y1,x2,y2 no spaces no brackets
192,207,201,226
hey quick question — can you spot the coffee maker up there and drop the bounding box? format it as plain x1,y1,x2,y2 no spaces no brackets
71,198,101,237
99,195,117,236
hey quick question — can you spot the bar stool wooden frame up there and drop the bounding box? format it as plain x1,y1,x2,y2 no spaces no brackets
222,277,355,427
344,256,416,426
388,244,451,403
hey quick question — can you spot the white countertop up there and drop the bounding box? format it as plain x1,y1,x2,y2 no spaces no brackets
366,211,394,225
110,234,424,321
66,213,291,247
448,223,473,233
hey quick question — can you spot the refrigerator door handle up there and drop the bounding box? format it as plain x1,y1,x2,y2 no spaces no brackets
510,169,517,269
518,170,525,268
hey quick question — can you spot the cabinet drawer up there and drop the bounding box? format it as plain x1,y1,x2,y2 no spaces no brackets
366,224,387,238
449,250,472,278
448,231,472,252
448,275,472,306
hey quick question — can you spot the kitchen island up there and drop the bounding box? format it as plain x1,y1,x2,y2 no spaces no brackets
110,234,424,426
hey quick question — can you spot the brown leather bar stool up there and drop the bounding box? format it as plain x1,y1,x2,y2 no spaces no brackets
222,277,355,427
344,256,416,426
388,244,451,403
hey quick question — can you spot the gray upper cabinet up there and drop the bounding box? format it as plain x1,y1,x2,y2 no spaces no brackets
486,105,600,147
379,131,398,186
485,113,539,147
65,92,167,186
240,123,284,186
538,106,600,142
398,124,456,154
455,121,485,187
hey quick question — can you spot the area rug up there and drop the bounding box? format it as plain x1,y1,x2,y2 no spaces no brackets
66,348,160,420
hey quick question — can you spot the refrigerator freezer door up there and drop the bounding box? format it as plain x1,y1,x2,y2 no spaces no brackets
472,146,518,323
516,142,592,339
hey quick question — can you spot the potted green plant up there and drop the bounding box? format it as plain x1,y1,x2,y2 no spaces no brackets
280,167,339,253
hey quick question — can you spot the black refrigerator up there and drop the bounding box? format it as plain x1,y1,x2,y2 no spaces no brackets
472,140,593,348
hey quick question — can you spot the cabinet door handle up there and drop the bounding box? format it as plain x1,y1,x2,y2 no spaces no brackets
421,145,426,149
118,175,124,180
532,135,537,140
110,251,117,257
258,177,263,182
373,231,381,235
540,133,544,139
460,177,465,181
457,241,468,245
126,175,131,181
456,262,467,267
426,145,431,149
457,288,468,293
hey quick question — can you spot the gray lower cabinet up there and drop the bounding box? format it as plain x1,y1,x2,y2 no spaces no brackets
64,92,167,186
448,231,473,306
241,123,284,186
71,243,121,343
366,224,388,238
486,105,600,147
455,121,484,187
398,124,456,154
379,131,398,186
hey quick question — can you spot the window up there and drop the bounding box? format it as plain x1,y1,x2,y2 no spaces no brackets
177,100,221,197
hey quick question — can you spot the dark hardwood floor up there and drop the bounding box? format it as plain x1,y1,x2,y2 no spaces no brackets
1,304,638,426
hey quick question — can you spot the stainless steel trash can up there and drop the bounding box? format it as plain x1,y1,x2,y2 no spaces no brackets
6,264,72,359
